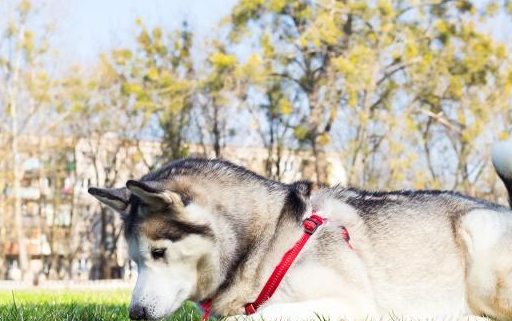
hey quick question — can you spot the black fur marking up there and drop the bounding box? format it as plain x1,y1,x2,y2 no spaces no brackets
497,172,512,209
334,187,508,213
149,218,214,241
281,187,309,222
123,194,213,241
213,243,252,297
126,180,162,194
124,195,142,237
88,187,129,203
291,180,313,198
210,203,255,297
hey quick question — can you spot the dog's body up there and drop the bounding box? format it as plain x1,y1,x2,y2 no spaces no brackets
89,140,512,321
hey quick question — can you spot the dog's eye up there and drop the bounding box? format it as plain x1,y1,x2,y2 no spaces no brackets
151,248,166,260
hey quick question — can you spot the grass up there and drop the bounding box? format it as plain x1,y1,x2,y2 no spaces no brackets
0,290,203,321
0,290,494,321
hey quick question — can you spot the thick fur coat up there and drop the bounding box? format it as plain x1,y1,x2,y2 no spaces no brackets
89,140,512,321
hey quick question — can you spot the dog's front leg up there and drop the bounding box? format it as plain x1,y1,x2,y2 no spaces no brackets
222,298,362,321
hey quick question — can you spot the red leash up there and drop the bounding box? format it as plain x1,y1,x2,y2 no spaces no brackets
244,213,325,314
200,212,352,320
200,300,212,321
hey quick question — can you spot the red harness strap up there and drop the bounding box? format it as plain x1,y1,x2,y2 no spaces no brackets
200,300,212,321
244,213,325,315
201,213,355,320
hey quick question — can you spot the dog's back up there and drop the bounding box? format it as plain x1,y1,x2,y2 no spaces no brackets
307,141,512,319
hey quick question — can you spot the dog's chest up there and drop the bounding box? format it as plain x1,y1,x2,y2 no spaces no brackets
269,262,378,316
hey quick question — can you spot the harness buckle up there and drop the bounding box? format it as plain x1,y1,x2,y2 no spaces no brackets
302,218,321,235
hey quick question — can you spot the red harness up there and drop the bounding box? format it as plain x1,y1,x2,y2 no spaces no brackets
200,213,352,320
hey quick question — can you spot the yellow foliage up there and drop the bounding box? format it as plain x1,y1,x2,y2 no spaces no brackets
435,20,448,34
348,91,358,107
318,133,331,146
137,30,151,47
147,68,159,81
312,13,341,46
299,35,309,47
349,2,367,12
413,171,429,189
377,0,393,16
247,53,262,67
390,142,403,154
485,1,500,15
499,131,510,140
296,6,312,20
233,0,264,20
405,117,416,132
278,98,293,115
152,27,162,41
128,83,142,94
294,126,309,141
23,30,34,53
112,49,133,65
507,66,512,86
334,57,354,74
350,45,373,63
359,111,369,124
404,42,418,59
381,23,393,33
18,0,31,13
461,129,472,143
447,76,463,99
261,34,275,58
268,0,287,12
209,52,237,69
240,53,264,81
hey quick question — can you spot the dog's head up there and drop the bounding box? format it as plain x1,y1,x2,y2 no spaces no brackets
88,158,312,320
89,177,218,320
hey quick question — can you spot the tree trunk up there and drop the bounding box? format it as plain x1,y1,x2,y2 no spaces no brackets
212,105,221,158
11,96,29,281
311,139,326,186
0,193,6,279
99,206,108,279
7,21,28,281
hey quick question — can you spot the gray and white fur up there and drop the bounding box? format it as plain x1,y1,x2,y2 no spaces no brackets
88,140,512,321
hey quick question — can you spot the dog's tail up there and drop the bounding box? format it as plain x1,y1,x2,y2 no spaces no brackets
492,139,512,208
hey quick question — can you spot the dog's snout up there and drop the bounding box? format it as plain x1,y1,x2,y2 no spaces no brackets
129,305,147,320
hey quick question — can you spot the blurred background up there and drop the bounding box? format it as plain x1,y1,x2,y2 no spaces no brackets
0,0,511,284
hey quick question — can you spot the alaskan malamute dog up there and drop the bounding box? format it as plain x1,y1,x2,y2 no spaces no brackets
89,141,512,321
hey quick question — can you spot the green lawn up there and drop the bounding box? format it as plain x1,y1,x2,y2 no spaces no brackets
0,290,203,321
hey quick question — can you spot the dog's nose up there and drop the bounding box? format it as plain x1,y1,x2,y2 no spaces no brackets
129,305,147,320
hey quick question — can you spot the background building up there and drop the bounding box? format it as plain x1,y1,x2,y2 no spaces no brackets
0,135,347,281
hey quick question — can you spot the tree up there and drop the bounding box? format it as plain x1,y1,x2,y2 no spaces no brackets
228,0,345,184
226,0,512,192
110,21,196,162
238,46,300,180
195,42,239,158
62,59,150,279
0,0,58,281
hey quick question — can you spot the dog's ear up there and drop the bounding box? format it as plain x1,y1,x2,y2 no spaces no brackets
88,187,130,213
290,180,313,198
126,180,183,210
283,180,313,221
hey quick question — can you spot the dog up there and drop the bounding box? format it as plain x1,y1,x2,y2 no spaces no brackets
88,140,512,321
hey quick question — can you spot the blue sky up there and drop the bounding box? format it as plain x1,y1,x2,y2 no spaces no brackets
19,0,509,71
45,0,239,69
